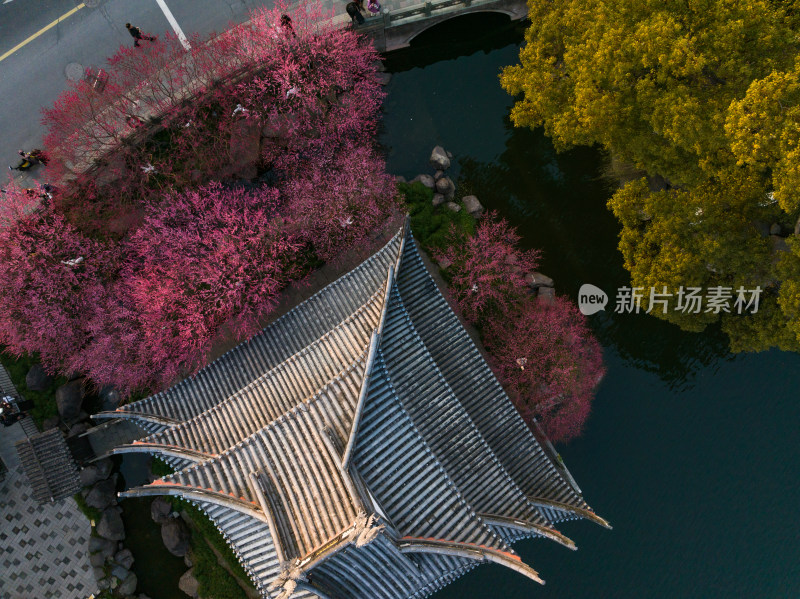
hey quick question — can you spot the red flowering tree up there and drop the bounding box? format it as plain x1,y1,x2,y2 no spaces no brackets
435,213,541,325
121,182,304,386
0,6,398,395
483,297,605,443
0,193,118,375
436,214,604,443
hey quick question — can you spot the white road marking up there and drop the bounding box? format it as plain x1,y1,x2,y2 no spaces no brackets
154,0,190,50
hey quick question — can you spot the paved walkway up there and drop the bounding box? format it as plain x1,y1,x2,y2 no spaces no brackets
0,368,96,599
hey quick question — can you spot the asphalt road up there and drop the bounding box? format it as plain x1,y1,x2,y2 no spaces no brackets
0,0,281,181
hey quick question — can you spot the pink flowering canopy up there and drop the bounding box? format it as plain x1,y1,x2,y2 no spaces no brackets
0,5,398,395
438,214,604,443
435,213,541,325
483,296,605,443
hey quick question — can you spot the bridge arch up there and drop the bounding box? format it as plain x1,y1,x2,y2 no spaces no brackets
374,0,529,52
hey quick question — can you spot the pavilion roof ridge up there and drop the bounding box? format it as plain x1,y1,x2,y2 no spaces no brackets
352,352,512,555
112,223,405,423
151,350,369,494
139,312,379,455
394,234,601,522
380,281,553,528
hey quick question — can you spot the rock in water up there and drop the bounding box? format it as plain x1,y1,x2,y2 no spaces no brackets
429,146,451,170
461,195,484,217
162,520,191,557
97,508,126,541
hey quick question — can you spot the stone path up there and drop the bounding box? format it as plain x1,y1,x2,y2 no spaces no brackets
0,367,97,599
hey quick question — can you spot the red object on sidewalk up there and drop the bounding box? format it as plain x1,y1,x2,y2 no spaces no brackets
84,67,108,93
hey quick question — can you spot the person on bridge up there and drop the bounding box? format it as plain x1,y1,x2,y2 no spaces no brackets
367,0,381,15
346,2,365,25
126,23,157,48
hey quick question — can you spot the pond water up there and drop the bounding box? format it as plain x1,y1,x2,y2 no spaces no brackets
381,14,800,599
119,454,187,599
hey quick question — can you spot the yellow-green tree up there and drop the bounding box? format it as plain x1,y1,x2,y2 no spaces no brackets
502,0,800,351
726,64,800,213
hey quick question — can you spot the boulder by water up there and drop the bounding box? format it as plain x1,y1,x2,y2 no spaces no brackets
537,286,556,305
435,176,455,199
86,475,118,510
25,364,53,392
412,174,435,189
97,508,126,541
80,465,100,487
461,195,484,217
117,571,138,595
430,146,451,170
55,380,84,421
88,535,117,558
179,568,200,598
525,272,554,288
115,548,135,570
161,519,191,557
99,385,121,411
151,497,173,525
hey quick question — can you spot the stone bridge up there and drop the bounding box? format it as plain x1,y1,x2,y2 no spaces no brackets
354,0,529,52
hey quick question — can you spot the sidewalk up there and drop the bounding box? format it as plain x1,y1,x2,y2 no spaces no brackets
0,366,96,599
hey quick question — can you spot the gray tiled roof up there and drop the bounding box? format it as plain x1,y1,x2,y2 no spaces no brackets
16,428,81,504
115,222,607,598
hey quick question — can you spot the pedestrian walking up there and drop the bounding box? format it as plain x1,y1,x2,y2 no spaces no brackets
346,2,365,25
126,22,156,47
9,150,35,171
367,0,381,14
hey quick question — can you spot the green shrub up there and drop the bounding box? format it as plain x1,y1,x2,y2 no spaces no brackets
73,492,102,523
0,349,65,428
399,182,476,251
191,533,248,599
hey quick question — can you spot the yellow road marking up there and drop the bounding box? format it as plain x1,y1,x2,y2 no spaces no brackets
0,3,85,63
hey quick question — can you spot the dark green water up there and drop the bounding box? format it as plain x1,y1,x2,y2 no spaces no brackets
381,15,800,599
119,454,187,599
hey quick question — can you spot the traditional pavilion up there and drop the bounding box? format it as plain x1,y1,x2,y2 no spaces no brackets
95,220,609,599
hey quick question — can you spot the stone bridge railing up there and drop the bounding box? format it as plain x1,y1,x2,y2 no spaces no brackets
355,0,529,52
